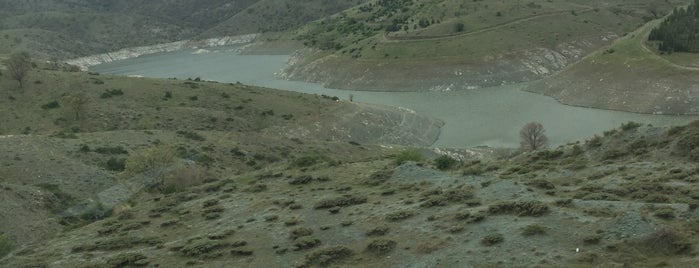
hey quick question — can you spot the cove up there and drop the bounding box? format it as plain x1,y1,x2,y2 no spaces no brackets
90,47,699,148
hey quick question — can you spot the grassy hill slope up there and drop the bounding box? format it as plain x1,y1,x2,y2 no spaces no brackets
526,12,699,115
2,117,698,267
281,0,685,91
0,62,442,258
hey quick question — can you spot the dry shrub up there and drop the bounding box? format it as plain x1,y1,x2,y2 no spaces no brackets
113,204,134,220
161,165,211,193
124,145,176,176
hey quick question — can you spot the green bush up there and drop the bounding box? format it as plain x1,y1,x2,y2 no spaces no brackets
394,148,424,165
435,155,458,170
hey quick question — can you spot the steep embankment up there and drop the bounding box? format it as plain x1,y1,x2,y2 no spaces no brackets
282,0,683,91
526,15,699,115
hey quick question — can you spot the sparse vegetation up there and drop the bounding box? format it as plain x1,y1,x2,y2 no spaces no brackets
394,148,424,165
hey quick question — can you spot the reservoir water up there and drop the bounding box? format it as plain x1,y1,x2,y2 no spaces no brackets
91,47,699,148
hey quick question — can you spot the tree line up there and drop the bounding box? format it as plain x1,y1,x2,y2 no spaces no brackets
648,0,699,53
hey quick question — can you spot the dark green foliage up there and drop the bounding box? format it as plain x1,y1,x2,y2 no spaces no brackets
649,1,699,53
455,22,465,32
106,157,126,171
434,155,458,170
41,101,60,110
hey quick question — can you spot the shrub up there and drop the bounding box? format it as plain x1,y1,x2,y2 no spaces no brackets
394,148,424,165
106,157,126,171
654,207,676,219
521,224,547,236
385,210,415,221
291,155,324,168
41,100,60,110
366,239,396,254
124,145,176,176
586,135,603,148
290,227,314,240
314,195,367,209
435,155,458,170
481,233,504,246
488,200,549,217
179,239,229,258
294,236,321,250
106,253,148,267
637,228,693,255
366,226,389,236
100,89,124,99
299,246,353,267
621,121,642,131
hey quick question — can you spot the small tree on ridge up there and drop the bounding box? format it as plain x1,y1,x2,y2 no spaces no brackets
520,122,548,151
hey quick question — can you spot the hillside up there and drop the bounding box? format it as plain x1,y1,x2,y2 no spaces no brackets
0,62,442,258
526,8,699,115
2,107,699,267
0,0,366,59
281,0,685,91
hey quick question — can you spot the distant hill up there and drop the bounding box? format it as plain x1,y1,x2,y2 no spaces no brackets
282,0,685,91
0,0,366,58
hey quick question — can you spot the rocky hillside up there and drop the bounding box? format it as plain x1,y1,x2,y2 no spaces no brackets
2,115,698,267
